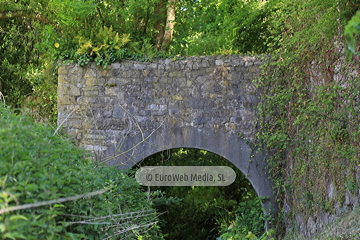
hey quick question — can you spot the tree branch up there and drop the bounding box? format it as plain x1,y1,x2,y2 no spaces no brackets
0,189,106,215
0,11,52,24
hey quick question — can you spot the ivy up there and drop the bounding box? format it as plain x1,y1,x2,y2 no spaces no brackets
345,11,360,58
255,0,360,235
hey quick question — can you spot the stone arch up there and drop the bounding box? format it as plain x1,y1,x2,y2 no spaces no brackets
57,56,277,221
104,125,274,215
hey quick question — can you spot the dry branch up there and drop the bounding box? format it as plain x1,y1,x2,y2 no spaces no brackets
0,189,106,215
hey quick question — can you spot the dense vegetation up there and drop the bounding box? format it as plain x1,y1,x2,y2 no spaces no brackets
137,148,270,239
1,0,360,239
0,104,163,239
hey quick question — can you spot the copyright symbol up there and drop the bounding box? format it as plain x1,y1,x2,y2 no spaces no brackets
146,174,152,181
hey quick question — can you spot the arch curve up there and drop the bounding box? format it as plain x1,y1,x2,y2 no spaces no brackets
104,126,274,214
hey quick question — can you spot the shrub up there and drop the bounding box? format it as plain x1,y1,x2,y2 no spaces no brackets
218,198,274,240
0,104,163,239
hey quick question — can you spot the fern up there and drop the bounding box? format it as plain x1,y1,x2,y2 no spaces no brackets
76,38,93,55
118,33,131,47
75,26,132,65
96,26,113,45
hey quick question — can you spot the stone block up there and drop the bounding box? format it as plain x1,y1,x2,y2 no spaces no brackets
174,78,187,88
58,75,67,83
191,98,216,109
169,71,183,78
69,84,81,96
200,59,210,68
134,63,147,70
68,119,83,129
113,106,124,118
84,90,99,96
69,64,84,76
149,63,158,69
98,66,111,77
69,74,83,84
111,62,121,69
215,59,224,66
195,76,207,84
83,144,107,152
105,87,116,95
307,217,316,235
245,60,254,67
185,61,193,70
85,77,100,86
58,66,68,75
192,62,200,69
84,67,97,79
58,95,76,105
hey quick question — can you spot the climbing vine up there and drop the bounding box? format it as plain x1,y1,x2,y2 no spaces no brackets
255,0,360,235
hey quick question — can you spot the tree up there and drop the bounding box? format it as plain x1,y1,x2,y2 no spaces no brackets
161,0,176,51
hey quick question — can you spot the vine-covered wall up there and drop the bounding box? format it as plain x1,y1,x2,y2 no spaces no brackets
256,41,360,237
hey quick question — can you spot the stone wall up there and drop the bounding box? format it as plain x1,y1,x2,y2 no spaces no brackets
284,49,360,237
58,55,262,152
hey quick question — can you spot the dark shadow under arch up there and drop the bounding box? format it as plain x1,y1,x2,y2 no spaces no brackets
104,126,275,217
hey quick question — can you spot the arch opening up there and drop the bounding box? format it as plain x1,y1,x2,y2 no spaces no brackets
105,126,274,210
133,148,265,239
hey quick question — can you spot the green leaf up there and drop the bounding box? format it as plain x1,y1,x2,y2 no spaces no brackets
9,215,28,222
4,232,27,239
0,223,6,233
54,204,65,208
245,232,256,239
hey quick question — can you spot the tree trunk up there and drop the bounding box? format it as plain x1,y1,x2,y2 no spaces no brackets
154,0,167,49
161,0,176,51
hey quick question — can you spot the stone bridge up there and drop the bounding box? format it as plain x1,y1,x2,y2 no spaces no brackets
57,55,274,212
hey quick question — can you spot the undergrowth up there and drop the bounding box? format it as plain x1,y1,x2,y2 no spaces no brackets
0,103,163,239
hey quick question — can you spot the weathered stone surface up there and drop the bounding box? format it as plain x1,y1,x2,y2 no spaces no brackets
69,84,80,96
58,55,276,217
307,217,317,235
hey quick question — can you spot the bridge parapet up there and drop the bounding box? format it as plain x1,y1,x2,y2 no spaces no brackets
58,55,262,151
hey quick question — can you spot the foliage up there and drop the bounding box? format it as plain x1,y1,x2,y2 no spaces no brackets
218,198,274,240
0,10,39,109
219,229,275,240
226,198,266,237
20,62,58,123
172,0,281,55
255,0,360,235
0,0,169,122
75,26,132,67
137,148,263,239
0,104,163,239
345,11,360,57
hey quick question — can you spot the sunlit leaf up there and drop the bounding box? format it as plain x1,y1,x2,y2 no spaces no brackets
9,215,28,222
0,223,6,233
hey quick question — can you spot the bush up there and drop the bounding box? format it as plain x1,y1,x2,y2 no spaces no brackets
218,198,274,240
0,104,163,239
